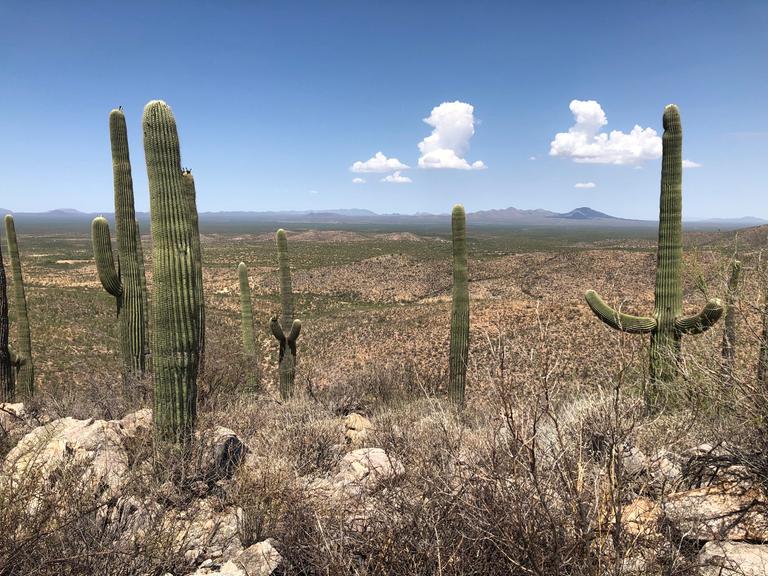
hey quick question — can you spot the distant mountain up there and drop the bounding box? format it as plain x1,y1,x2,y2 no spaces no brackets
0,205,761,233
556,207,621,220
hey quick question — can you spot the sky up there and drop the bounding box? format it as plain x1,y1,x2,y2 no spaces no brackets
1,1,767,219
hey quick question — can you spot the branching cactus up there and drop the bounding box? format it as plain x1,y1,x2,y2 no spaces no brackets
0,239,12,401
143,100,201,444
91,108,149,378
4,215,33,398
238,262,259,389
271,229,300,399
449,204,469,405
585,105,723,411
721,260,741,375
183,170,205,367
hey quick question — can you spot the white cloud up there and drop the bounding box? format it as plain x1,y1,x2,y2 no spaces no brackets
309,190,319,195
352,177,366,184
418,101,486,170
574,182,596,189
550,100,662,165
683,159,702,168
529,156,537,161
381,171,412,183
350,152,409,173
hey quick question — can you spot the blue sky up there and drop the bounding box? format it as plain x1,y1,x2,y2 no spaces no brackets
1,1,766,219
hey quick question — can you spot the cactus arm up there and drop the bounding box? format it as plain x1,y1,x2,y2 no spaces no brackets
584,290,656,334
91,217,123,299
675,298,724,335
0,240,12,401
286,319,301,358
270,316,285,343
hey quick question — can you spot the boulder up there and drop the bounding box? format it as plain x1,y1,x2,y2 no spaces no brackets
333,447,404,495
343,413,372,447
0,402,36,448
664,483,768,541
187,539,282,575
198,426,247,481
698,541,768,575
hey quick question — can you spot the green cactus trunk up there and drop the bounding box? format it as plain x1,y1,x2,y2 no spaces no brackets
449,204,469,405
721,260,741,379
0,239,12,401
4,215,33,399
272,229,300,399
144,100,200,445
238,262,259,389
585,105,723,412
183,170,205,369
92,109,149,378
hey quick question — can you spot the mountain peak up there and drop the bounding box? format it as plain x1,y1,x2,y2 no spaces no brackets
557,207,618,220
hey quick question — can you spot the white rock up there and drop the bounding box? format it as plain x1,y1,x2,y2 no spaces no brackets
698,541,768,575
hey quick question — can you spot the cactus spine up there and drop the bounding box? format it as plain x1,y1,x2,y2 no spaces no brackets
721,260,741,377
143,100,201,444
271,229,300,399
449,204,469,405
4,215,33,398
92,108,149,378
0,238,12,401
585,105,723,411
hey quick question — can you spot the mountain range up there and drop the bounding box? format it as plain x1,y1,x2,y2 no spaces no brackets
0,206,763,232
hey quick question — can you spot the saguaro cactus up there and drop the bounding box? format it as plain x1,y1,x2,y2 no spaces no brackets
183,170,205,367
271,229,301,399
721,260,741,374
0,240,12,401
449,204,469,405
4,215,33,398
585,105,723,411
238,262,259,389
92,108,149,378
144,100,201,444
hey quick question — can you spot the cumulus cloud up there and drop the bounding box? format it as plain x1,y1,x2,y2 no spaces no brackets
550,100,662,165
350,152,409,173
418,101,486,170
381,171,412,183
352,177,366,184
574,182,596,189
683,159,702,168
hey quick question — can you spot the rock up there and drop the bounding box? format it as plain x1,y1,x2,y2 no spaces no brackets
163,498,242,563
198,426,247,481
0,402,36,447
343,413,372,446
187,539,282,575
698,541,768,575
3,415,133,504
622,497,662,537
664,483,768,541
333,448,404,494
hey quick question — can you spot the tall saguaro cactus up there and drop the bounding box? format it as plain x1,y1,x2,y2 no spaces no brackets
585,105,723,411
92,108,149,378
238,262,259,389
183,170,205,367
4,215,33,398
271,229,301,399
449,204,469,405
721,260,741,376
144,100,201,444
0,239,12,401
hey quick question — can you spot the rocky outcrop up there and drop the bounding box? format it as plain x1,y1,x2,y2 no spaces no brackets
343,413,372,447
188,540,282,576
698,541,768,575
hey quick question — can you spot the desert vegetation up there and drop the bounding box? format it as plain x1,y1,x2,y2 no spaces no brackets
2,102,768,576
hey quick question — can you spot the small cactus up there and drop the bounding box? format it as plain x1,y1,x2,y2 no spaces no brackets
4,215,33,399
144,100,201,444
449,204,469,405
585,105,723,411
721,260,741,377
271,229,300,399
91,108,149,378
238,262,259,389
